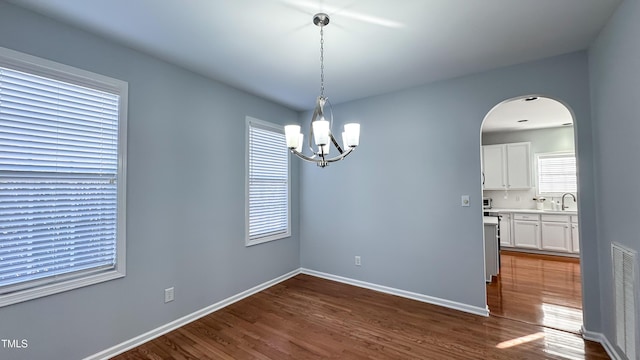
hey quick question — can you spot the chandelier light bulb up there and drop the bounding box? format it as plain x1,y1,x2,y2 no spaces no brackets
344,123,360,147
296,133,304,153
284,125,301,149
320,143,330,155
312,119,330,146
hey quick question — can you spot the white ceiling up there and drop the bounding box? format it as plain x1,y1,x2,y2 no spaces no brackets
482,96,573,133
9,0,621,111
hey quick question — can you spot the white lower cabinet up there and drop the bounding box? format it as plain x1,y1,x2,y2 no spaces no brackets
540,214,578,253
541,221,571,252
513,214,541,249
571,216,580,253
499,213,513,247
505,212,580,255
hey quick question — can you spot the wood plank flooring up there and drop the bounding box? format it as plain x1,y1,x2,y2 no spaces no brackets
487,250,583,334
113,271,608,359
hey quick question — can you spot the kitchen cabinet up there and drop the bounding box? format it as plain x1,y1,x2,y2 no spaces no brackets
541,217,571,252
540,214,580,253
571,224,579,252
499,213,513,247
571,215,580,253
501,211,580,255
482,145,505,189
513,213,540,249
482,142,531,190
505,143,531,189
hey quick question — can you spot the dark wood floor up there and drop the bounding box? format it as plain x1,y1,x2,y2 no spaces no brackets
113,271,608,359
487,250,583,334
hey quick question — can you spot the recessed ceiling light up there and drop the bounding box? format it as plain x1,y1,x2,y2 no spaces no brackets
517,119,529,123
524,97,539,101
562,122,572,126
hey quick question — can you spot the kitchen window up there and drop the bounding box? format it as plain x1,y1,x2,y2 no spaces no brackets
536,152,577,195
246,117,290,246
0,47,128,307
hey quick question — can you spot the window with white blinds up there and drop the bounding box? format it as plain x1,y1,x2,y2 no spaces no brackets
536,152,577,195
246,117,290,246
0,47,127,307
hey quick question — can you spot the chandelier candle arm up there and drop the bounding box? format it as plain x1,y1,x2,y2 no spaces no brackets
284,13,360,168
331,133,344,154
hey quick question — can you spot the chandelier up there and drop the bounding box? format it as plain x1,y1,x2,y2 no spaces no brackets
284,13,360,168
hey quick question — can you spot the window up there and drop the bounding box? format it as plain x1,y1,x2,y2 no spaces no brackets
0,47,127,307
536,152,577,195
246,117,290,246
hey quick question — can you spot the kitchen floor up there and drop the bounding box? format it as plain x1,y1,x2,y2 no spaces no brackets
486,250,582,334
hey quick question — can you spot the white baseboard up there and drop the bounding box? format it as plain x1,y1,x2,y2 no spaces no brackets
84,268,301,360
582,327,622,360
300,268,489,317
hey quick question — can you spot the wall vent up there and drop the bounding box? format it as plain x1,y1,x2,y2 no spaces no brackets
612,243,638,360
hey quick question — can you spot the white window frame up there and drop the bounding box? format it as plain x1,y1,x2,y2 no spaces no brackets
245,117,291,246
535,151,577,197
0,47,127,307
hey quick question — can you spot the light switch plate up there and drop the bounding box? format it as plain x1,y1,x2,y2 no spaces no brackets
461,195,470,207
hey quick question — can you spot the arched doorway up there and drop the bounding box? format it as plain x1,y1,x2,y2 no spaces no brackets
480,95,583,334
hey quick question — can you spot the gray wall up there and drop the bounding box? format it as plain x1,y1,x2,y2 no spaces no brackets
590,0,640,356
299,51,602,330
0,3,300,360
482,126,575,152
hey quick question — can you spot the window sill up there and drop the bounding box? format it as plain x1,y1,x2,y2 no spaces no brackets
0,269,125,308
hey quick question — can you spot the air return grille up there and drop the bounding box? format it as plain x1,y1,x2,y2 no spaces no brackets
612,243,637,360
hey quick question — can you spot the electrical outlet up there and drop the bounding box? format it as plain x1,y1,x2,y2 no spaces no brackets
355,256,361,266
164,287,174,303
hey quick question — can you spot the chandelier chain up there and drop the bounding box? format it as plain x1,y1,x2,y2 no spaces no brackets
320,25,325,98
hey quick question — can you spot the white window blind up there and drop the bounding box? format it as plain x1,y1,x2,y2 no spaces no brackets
536,152,577,195
246,118,290,246
0,47,127,305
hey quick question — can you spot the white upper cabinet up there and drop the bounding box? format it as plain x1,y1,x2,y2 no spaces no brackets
505,142,531,189
482,142,531,190
482,145,506,189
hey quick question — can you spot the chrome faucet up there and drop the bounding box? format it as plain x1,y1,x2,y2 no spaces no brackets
561,193,576,211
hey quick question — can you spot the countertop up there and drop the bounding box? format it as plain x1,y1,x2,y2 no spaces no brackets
483,216,499,225
485,208,577,215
